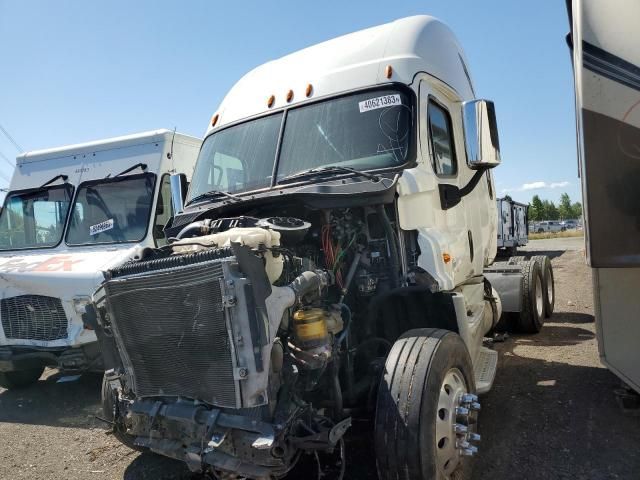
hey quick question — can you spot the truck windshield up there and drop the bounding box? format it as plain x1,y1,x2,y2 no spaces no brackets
187,87,412,202
66,173,156,245
0,184,74,250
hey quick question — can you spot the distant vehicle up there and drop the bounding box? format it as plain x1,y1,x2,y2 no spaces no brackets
560,219,579,229
536,220,566,233
497,197,528,254
0,130,201,389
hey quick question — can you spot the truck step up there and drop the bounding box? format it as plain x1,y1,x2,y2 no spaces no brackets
474,346,498,394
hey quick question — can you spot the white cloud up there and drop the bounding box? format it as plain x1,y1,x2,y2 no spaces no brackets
521,181,547,191
500,180,570,195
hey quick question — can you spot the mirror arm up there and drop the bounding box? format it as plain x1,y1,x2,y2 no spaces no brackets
439,169,486,210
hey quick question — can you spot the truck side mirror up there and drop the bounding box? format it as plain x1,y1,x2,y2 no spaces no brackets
462,100,501,169
170,173,188,215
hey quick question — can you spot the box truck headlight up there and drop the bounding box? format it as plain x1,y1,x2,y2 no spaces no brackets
72,296,91,314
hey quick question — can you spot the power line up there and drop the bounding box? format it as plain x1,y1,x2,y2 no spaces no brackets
0,150,15,168
0,123,23,152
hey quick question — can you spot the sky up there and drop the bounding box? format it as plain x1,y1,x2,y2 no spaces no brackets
0,1,579,206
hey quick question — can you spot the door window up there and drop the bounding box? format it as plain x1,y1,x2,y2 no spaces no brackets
427,100,457,176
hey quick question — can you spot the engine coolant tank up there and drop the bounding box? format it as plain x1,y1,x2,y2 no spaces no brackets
292,308,330,350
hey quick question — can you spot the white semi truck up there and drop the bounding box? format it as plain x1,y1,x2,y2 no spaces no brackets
568,0,640,396
92,16,554,480
0,130,201,389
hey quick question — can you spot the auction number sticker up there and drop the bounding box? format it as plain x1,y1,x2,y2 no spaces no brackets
358,94,402,113
89,218,114,236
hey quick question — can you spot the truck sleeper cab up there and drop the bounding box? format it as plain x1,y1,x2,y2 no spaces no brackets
95,16,552,480
0,130,201,388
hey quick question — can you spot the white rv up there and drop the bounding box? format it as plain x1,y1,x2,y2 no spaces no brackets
568,0,640,395
496,197,528,254
0,130,201,388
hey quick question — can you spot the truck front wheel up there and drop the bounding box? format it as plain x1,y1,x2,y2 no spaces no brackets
375,329,479,480
101,374,146,452
0,367,44,389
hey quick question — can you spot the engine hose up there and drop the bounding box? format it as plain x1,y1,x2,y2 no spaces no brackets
376,204,401,288
335,304,351,346
331,359,343,419
175,221,208,240
289,270,333,302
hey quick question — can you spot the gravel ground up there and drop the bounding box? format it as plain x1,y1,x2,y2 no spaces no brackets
1,237,638,480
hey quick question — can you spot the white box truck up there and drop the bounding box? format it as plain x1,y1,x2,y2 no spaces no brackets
91,17,554,479
568,0,640,396
0,130,201,388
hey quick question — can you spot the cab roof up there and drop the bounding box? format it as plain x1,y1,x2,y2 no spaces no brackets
209,15,475,134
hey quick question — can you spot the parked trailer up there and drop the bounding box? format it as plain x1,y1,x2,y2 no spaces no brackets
568,0,640,395
496,197,528,255
0,130,201,388
91,16,554,480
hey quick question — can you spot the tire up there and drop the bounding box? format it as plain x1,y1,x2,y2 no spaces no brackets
0,367,45,389
537,228,544,233
515,260,545,333
101,374,146,452
375,329,478,480
508,255,526,265
530,255,554,318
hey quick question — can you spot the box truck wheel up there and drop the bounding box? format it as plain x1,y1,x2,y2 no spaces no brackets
375,329,479,480
0,367,44,389
516,260,545,333
531,255,554,318
101,374,146,452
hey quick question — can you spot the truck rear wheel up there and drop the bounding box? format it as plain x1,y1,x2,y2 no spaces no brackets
531,255,554,318
0,367,44,389
375,329,479,480
101,374,146,452
516,260,545,333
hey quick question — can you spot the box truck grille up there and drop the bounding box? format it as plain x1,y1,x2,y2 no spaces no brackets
104,255,239,408
0,295,68,341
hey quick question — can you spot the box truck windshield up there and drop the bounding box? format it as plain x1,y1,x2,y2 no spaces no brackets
0,184,74,250
187,87,412,201
66,172,155,245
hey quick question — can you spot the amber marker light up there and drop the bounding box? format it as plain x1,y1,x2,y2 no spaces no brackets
286,89,294,102
267,95,275,108
210,113,219,127
385,65,393,79
443,253,452,264
305,83,313,97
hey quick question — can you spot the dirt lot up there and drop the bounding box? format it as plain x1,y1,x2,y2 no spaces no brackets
1,236,639,480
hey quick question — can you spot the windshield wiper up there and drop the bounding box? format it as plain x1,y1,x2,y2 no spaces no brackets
279,165,380,183
188,189,243,205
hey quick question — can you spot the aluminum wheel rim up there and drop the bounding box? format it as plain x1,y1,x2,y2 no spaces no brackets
535,275,544,317
435,368,468,477
546,270,553,306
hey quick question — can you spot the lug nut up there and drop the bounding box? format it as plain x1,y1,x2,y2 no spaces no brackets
469,433,481,442
454,424,468,434
456,406,470,416
461,393,478,404
470,402,481,411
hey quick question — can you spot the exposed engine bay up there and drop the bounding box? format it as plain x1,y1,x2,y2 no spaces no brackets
92,201,463,479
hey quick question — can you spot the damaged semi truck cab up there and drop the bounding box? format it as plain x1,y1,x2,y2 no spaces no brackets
96,16,549,480
0,130,201,388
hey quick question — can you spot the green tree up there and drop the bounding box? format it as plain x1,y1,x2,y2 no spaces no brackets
530,195,544,221
558,193,572,220
547,201,559,220
571,201,582,218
